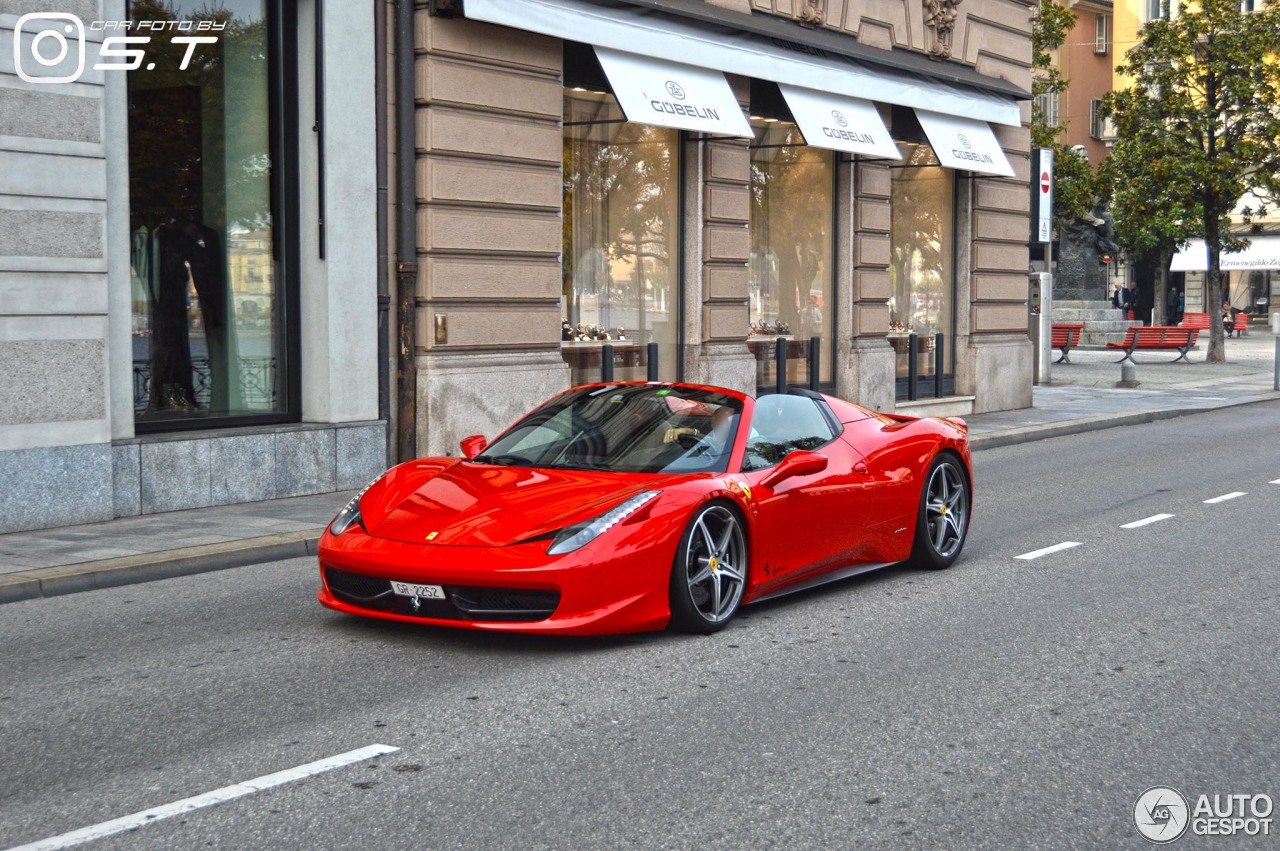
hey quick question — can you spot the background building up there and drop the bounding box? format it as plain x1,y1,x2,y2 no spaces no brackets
2,0,1036,534
398,0,1037,459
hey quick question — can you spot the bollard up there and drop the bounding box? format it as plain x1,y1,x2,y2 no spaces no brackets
907,334,919,401
647,342,659,382
775,337,787,394
600,344,614,382
808,336,820,391
1275,338,1279,392
934,333,944,398
1118,359,1139,388
1272,311,1280,335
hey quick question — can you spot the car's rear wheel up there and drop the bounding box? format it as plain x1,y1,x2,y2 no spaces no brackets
668,501,747,633
909,453,969,569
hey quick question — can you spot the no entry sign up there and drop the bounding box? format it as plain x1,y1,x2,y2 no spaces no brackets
1032,148,1054,244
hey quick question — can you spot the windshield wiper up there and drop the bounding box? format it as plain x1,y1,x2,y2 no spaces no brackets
470,453,532,466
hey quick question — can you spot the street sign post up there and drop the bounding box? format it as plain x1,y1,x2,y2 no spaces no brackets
1029,148,1055,385
1032,148,1054,244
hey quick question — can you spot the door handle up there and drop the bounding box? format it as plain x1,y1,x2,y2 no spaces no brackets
854,461,868,474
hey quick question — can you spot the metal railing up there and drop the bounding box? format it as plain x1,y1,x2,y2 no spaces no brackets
132,356,277,414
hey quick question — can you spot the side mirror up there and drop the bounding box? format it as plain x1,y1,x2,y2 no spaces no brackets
760,450,828,489
459,434,488,459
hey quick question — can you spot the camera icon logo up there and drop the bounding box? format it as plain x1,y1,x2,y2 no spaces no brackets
13,13,87,84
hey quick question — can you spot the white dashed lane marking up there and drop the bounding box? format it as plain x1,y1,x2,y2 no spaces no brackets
1015,541,1083,561
5,744,399,851
1271,479,1280,485
1120,513,1175,529
1204,492,1247,504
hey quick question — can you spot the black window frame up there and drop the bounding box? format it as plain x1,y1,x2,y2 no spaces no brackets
131,0,301,435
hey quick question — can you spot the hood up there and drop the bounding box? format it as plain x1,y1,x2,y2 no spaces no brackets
360,459,678,547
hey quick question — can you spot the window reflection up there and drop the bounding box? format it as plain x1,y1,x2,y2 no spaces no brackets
562,91,679,383
128,0,280,424
889,143,954,381
748,121,833,387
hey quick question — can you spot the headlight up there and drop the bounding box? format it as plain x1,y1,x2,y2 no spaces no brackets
328,474,385,536
547,491,660,556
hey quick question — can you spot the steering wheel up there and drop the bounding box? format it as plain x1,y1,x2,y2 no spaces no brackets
674,431,704,450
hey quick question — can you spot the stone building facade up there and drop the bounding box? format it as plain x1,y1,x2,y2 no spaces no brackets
1,0,1033,534
404,0,1036,458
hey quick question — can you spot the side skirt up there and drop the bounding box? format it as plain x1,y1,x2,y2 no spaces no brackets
747,561,898,605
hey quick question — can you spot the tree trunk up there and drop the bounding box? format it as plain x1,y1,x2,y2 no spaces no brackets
1205,220,1226,363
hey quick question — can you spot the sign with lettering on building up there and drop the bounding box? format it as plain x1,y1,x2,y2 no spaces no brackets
595,47,752,137
914,109,1015,177
778,85,901,160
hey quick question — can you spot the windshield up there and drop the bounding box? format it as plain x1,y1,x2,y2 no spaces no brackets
473,385,745,474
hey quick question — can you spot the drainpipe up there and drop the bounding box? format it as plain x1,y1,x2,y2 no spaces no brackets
374,0,391,464
395,0,418,460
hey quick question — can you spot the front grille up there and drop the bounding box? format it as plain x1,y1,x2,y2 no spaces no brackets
450,587,560,620
324,566,392,601
324,566,558,623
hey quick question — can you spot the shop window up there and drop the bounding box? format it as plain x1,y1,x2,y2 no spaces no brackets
562,89,680,384
889,143,955,397
128,0,293,430
748,121,835,390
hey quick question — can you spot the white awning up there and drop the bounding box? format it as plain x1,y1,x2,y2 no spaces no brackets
778,85,901,160
464,0,1023,127
594,48,753,137
1170,237,1280,272
915,110,1015,177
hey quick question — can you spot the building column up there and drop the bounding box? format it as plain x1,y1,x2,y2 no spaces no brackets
683,134,755,394
845,161,896,412
960,122,1033,414
412,13,568,455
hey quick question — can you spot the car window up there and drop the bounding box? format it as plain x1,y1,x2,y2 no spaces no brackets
743,395,838,470
473,385,745,474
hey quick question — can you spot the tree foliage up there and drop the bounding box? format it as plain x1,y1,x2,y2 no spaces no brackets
1030,0,1099,225
1101,0,1280,361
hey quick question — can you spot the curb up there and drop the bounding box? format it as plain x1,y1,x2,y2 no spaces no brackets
0,530,323,605
969,394,1280,451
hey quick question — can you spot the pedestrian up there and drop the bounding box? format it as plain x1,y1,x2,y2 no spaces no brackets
1166,286,1184,325
1222,302,1235,337
1111,281,1125,312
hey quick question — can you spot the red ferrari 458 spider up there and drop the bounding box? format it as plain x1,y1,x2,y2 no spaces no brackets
318,382,971,635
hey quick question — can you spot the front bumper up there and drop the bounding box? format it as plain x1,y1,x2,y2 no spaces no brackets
316,526,676,635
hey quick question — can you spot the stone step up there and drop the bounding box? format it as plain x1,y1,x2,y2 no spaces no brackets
1053,299,1115,310
1053,308,1127,322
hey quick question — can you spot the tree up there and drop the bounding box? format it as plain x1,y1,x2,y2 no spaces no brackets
1030,0,1100,226
1101,0,1280,362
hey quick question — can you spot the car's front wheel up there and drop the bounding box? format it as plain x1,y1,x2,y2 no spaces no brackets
668,501,747,633
909,453,970,569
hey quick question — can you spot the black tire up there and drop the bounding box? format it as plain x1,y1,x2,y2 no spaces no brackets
668,501,747,633
909,453,970,570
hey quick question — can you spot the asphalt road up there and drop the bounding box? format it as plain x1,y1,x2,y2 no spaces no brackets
2,401,1279,850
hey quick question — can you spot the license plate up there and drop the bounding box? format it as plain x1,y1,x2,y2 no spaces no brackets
390,581,445,600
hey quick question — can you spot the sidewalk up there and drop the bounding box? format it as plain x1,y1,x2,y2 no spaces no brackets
3,326,1277,605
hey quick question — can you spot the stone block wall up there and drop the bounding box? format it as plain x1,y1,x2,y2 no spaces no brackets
412,9,570,455
0,2,116,532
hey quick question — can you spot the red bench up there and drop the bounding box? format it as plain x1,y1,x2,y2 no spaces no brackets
1051,323,1085,363
1182,312,1210,330
1232,312,1249,336
1106,326,1200,364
